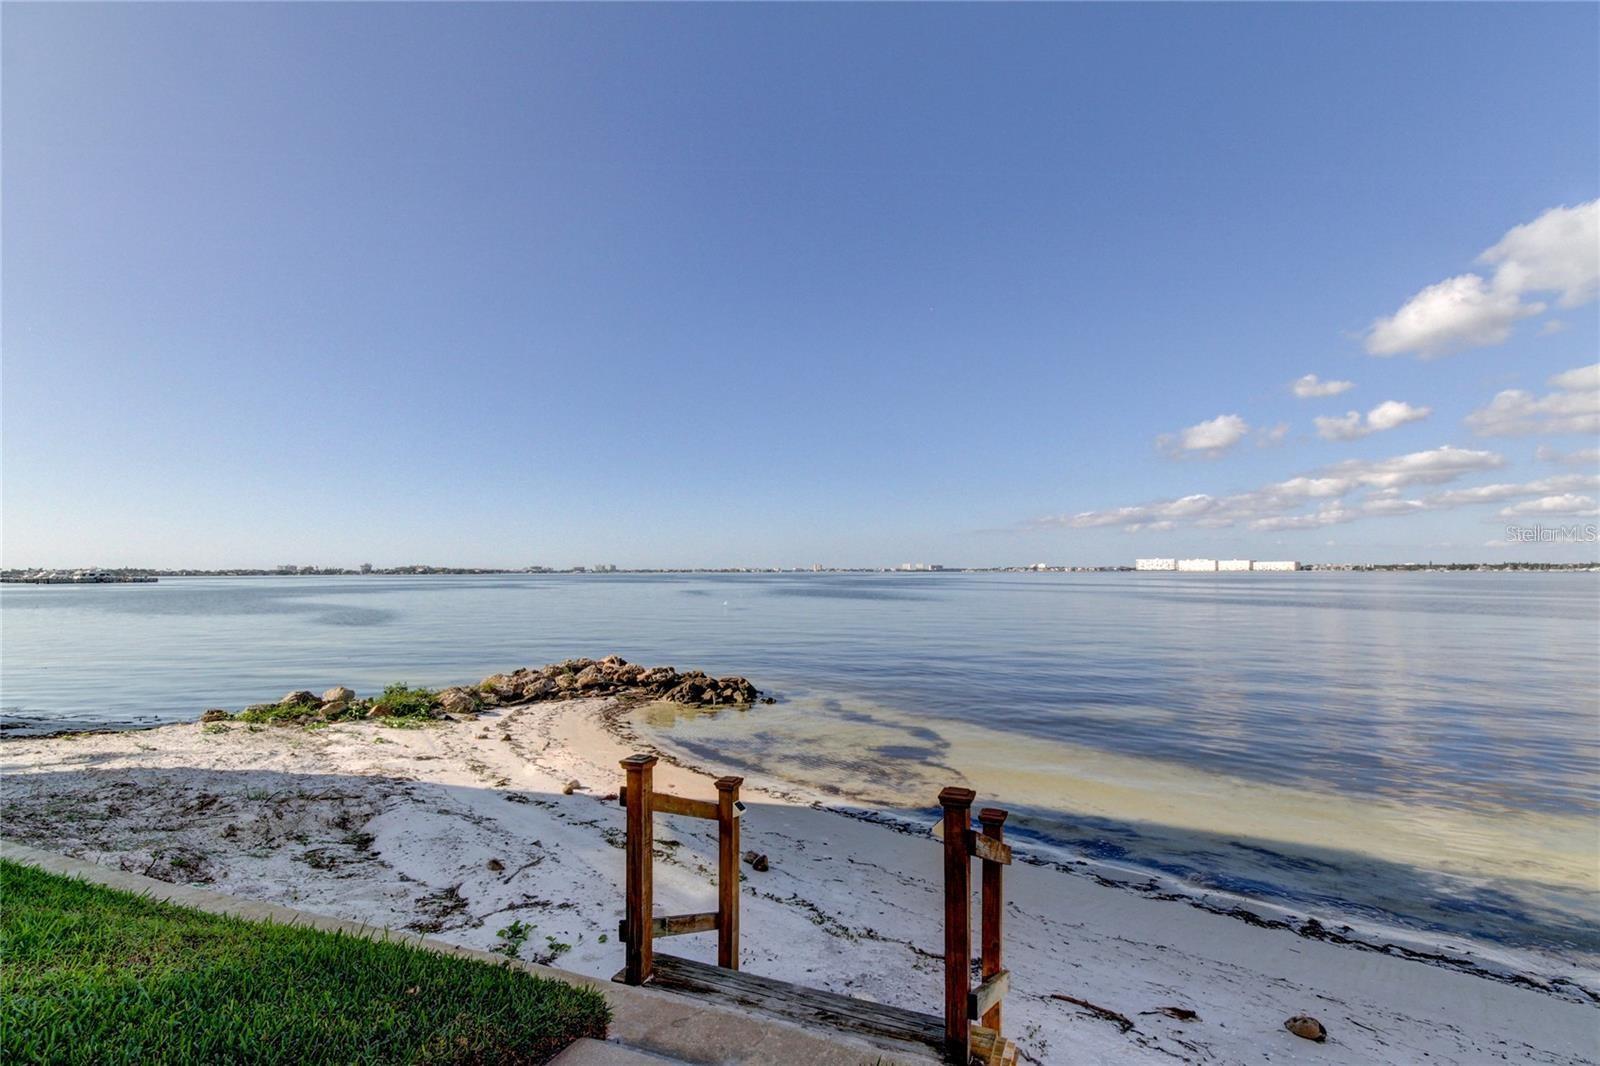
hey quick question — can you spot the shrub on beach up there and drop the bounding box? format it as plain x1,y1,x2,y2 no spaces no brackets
223,684,445,726
370,683,440,718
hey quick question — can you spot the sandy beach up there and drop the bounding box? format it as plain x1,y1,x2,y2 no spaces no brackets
3,698,1595,1065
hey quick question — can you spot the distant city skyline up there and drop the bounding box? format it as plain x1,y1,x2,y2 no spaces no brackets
3,4,1597,568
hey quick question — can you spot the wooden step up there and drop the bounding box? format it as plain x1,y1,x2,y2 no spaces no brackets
636,952,946,1055
971,1025,1018,1066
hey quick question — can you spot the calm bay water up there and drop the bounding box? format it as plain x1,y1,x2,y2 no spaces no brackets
3,572,1597,978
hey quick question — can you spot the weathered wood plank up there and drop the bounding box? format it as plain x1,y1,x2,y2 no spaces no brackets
968,970,1008,1022
971,1025,1017,1066
970,1026,1001,1066
968,832,1012,866
648,953,945,1051
653,792,720,821
619,912,720,939
656,911,719,938
616,787,720,821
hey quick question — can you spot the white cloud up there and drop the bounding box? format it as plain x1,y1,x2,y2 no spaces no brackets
1158,414,1250,458
1425,473,1598,507
1364,200,1598,357
1498,494,1598,518
1366,400,1432,432
1292,374,1354,398
1028,445,1509,534
1256,422,1289,447
1550,363,1600,392
1314,400,1432,440
1321,445,1504,489
1478,200,1600,309
1465,362,1600,437
1365,273,1541,357
1539,319,1567,336
1314,412,1366,441
1537,444,1600,466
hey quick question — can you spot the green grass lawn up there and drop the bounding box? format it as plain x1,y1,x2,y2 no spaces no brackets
0,859,609,1064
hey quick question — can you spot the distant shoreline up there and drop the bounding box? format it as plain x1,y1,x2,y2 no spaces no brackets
4,562,1596,580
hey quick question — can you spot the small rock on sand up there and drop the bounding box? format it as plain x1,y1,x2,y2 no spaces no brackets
199,709,231,723
562,780,581,795
1285,1014,1327,1042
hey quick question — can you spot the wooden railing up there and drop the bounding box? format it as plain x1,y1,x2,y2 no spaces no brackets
617,754,742,983
618,754,1014,1065
940,787,1013,1060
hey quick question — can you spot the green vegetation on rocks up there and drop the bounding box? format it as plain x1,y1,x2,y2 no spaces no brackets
370,683,441,718
0,859,609,1064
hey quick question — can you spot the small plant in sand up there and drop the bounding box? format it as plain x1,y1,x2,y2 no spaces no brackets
538,936,571,964
493,919,533,959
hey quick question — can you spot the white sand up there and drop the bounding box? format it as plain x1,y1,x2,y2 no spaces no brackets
3,700,1595,1065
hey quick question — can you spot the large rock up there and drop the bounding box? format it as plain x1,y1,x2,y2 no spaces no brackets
321,686,356,705
516,677,557,700
280,690,319,707
481,673,526,702
469,659,763,708
199,708,232,723
437,687,479,717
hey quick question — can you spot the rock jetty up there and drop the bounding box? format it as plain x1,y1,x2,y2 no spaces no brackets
197,657,767,726
477,656,762,707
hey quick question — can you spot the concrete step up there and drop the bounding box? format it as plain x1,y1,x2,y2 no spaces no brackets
550,1038,688,1065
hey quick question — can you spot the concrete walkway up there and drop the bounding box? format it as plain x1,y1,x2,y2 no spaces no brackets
550,1039,688,1064
3,840,937,1066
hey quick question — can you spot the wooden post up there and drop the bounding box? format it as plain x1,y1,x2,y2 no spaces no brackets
977,807,1008,1033
715,776,743,970
622,754,656,985
940,787,976,1063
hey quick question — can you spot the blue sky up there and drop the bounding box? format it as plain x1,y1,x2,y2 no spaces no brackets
3,3,1596,569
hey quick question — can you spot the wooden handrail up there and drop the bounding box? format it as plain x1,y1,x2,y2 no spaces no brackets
969,969,1009,1021
619,911,719,939
968,832,1012,866
618,758,742,985
619,756,1013,1064
618,786,719,821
